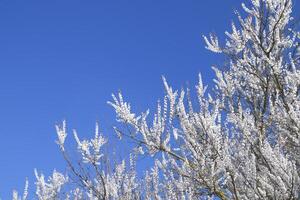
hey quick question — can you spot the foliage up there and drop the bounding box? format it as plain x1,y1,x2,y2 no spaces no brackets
13,0,300,199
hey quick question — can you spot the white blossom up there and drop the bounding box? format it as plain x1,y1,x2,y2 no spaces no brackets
11,0,300,199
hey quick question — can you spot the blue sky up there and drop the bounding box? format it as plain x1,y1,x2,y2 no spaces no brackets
0,0,282,198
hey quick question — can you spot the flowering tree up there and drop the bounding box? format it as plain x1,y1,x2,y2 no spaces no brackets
13,0,300,199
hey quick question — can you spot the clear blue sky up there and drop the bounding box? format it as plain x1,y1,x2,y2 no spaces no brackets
2,0,294,198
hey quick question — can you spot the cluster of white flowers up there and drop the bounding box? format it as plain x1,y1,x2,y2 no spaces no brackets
72,123,107,165
12,179,28,200
109,0,300,199
34,170,68,200
12,0,300,199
